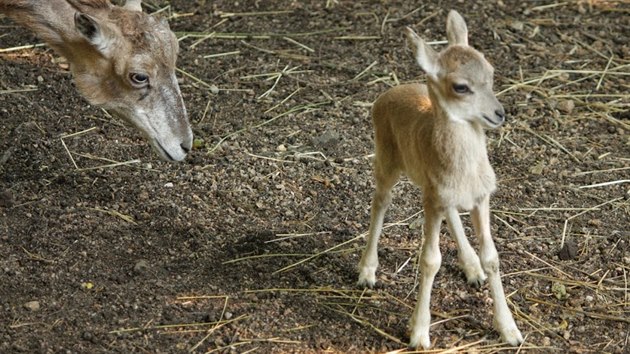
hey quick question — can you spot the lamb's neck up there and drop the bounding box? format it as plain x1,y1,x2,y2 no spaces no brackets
431,101,488,172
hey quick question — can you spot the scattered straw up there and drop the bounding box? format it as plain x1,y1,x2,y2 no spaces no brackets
203,50,241,59
561,197,623,248
89,207,136,224
0,87,38,94
518,124,580,163
527,297,629,324
216,10,293,18
579,180,630,189
0,43,45,53
189,296,232,352
109,314,248,336
21,247,55,263
203,100,330,159
334,35,381,40
272,210,422,274
352,60,378,81
283,36,315,53
177,28,349,40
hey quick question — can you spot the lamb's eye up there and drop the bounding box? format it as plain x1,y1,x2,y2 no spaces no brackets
452,83,470,94
129,73,149,87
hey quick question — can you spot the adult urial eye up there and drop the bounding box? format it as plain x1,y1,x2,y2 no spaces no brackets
452,83,470,94
129,73,149,87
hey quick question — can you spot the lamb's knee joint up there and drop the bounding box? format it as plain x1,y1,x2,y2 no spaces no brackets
480,251,500,274
420,250,442,276
373,190,392,207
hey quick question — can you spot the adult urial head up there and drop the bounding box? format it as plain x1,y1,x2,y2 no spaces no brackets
68,0,192,161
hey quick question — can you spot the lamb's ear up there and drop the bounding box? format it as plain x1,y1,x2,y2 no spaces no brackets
405,27,439,79
74,12,115,57
446,10,468,46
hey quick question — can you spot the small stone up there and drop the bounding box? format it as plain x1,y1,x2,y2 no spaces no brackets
164,182,174,188
133,259,149,274
509,21,524,32
276,144,287,152
557,100,575,114
37,76,44,83
311,130,340,149
563,330,571,340
0,190,14,208
81,331,93,341
24,301,40,311
209,85,219,94
223,311,233,320
529,161,544,175
558,240,578,260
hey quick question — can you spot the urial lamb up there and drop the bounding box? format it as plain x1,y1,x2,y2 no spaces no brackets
0,0,192,161
356,10,523,349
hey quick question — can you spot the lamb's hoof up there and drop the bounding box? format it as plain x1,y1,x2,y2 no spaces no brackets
357,266,377,288
460,261,487,287
495,320,524,346
465,271,487,288
356,276,376,289
408,331,431,350
500,326,524,346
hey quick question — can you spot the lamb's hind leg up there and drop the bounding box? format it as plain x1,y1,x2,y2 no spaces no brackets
357,165,399,287
408,205,443,349
445,208,486,286
471,196,523,345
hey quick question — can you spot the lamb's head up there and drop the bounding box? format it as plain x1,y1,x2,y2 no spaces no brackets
405,10,505,129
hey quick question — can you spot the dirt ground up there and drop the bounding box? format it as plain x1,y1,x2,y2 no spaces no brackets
1,0,629,353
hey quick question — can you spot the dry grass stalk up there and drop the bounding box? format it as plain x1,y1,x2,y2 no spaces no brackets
89,207,136,224
0,87,38,94
189,295,233,352
203,50,241,59
283,36,315,52
216,10,293,18
334,35,380,40
0,43,45,53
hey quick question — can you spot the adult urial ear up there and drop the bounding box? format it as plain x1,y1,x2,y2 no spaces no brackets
74,12,115,57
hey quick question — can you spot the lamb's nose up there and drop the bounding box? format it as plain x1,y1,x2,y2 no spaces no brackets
495,109,506,122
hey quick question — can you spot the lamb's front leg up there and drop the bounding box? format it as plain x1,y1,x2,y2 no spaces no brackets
408,206,443,349
357,176,395,287
471,196,523,345
445,208,486,286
